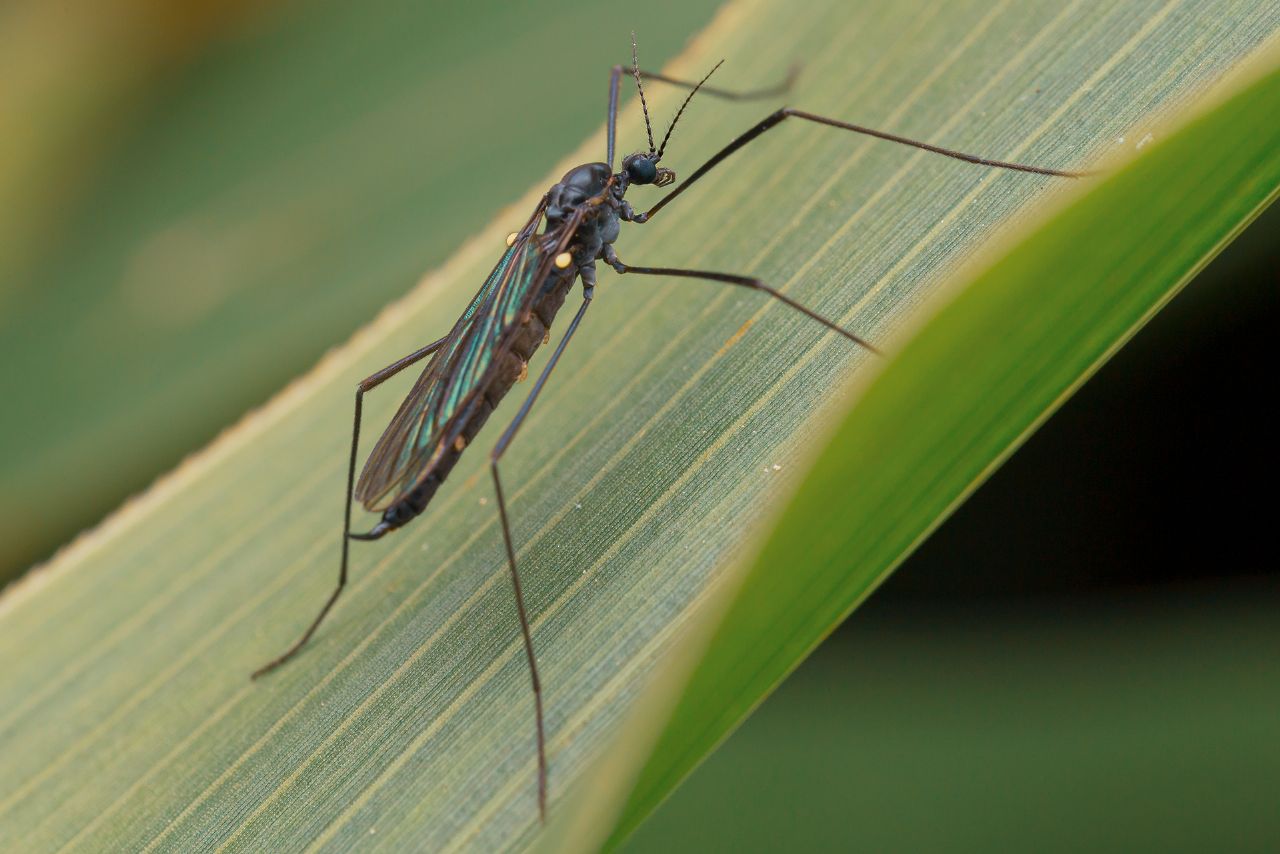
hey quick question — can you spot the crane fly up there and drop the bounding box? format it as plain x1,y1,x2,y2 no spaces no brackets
252,37,1084,821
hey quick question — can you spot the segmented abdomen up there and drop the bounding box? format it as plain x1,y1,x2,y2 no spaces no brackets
376,269,577,531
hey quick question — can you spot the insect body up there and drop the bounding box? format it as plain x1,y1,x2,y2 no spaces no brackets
253,40,1082,822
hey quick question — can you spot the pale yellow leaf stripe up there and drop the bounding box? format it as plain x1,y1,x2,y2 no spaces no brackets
56,684,255,851
0,536,331,817
0,464,332,741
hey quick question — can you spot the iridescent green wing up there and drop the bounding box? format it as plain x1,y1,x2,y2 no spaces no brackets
355,198,554,511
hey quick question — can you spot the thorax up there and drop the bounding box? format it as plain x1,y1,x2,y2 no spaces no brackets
545,162,623,259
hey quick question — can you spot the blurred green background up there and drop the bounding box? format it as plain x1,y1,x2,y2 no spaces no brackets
1,0,1275,849
0,0,723,581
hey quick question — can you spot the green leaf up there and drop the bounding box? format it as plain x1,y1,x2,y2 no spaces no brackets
1,1,1275,851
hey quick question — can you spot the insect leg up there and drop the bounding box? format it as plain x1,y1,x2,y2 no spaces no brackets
251,335,448,679
633,108,1085,223
607,64,623,170
636,64,800,101
610,258,880,354
606,61,798,169
489,292,593,822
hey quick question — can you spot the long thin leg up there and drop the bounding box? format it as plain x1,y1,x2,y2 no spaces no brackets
609,257,880,354
607,64,798,170
633,107,1086,223
641,65,800,101
252,335,448,679
607,64,623,170
489,292,593,821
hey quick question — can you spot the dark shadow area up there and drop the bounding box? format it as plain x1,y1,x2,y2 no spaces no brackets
889,201,1277,598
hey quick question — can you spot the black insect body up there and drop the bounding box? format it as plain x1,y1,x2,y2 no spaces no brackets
253,40,1082,822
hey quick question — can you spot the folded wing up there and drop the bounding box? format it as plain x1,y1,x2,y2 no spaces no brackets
355,197,555,511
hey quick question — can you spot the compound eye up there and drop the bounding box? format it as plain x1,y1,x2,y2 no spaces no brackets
626,156,658,185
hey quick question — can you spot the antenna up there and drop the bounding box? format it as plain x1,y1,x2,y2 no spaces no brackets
656,59,724,161
631,33,656,155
